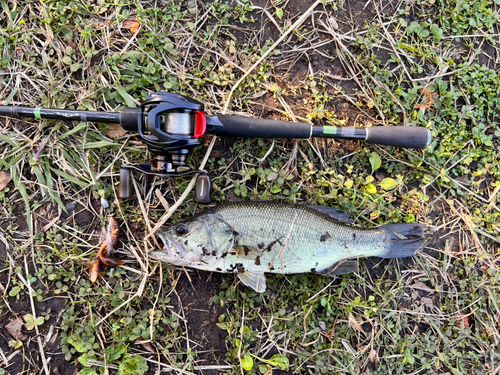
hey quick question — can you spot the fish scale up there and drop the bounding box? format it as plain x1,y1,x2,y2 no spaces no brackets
151,201,426,292
209,202,387,274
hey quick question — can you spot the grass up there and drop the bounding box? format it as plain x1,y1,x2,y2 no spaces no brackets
0,0,500,374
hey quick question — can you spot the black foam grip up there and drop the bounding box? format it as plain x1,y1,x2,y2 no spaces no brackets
214,115,312,139
120,107,141,131
365,126,431,149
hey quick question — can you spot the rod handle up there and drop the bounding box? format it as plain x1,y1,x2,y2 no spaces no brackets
365,126,432,149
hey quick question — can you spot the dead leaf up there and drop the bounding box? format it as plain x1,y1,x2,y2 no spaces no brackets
411,281,434,294
130,22,140,33
318,321,327,331
5,318,26,340
67,40,77,49
329,17,339,30
421,297,435,309
368,348,379,367
0,283,5,294
0,171,12,191
348,313,363,333
16,46,24,58
454,312,469,328
123,20,140,33
107,123,127,138
137,337,156,353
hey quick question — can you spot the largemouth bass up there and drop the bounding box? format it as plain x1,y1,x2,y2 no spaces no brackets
149,201,426,292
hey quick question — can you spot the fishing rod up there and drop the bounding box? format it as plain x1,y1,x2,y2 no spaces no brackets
0,92,432,203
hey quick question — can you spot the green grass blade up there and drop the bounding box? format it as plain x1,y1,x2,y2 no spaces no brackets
49,167,90,187
81,141,119,149
57,122,88,141
0,134,19,147
115,83,137,108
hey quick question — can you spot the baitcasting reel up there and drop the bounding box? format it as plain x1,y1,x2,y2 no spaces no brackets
117,92,217,203
0,92,432,204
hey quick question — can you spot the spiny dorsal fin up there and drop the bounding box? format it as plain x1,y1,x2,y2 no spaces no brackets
238,271,267,293
308,205,353,223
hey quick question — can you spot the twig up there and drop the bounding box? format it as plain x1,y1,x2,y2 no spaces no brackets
146,135,217,238
223,0,324,113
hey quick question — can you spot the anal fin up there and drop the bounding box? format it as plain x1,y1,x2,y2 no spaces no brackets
320,259,358,276
238,271,267,293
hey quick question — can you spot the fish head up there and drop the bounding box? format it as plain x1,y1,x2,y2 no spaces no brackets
149,213,234,268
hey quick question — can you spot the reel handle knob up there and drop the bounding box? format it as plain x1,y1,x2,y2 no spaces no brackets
118,167,132,199
194,174,211,204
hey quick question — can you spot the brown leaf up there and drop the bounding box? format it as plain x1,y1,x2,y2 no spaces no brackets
67,40,77,49
348,313,363,333
107,123,127,138
123,20,140,33
130,22,140,33
329,17,339,30
454,312,469,328
411,281,434,294
0,171,12,192
5,318,25,340
368,348,379,367
421,297,435,309
137,337,156,353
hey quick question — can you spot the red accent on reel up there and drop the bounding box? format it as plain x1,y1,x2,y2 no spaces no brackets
193,111,206,138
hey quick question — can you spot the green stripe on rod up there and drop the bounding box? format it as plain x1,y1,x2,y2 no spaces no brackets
34,108,42,119
323,126,337,135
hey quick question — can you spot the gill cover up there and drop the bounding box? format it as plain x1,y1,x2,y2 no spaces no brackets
151,213,235,267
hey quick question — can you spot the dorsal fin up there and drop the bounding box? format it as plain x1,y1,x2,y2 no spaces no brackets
308,205,353,223
250,199,353,223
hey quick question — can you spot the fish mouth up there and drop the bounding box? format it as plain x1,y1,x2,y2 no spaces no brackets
156,232,174,257
149,234,188,261
148,249,166,261
148,233,174,261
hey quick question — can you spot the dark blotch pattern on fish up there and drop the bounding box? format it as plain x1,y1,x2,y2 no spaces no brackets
320,232,331,242
243,245,252,256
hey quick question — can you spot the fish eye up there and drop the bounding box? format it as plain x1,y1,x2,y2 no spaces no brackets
176,225,188,235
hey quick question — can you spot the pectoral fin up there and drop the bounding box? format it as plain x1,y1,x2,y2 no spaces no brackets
320,259,359,276
238,271,267,293
234,245,262,260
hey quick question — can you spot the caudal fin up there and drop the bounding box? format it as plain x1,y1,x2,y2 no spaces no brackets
379,223,426,259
